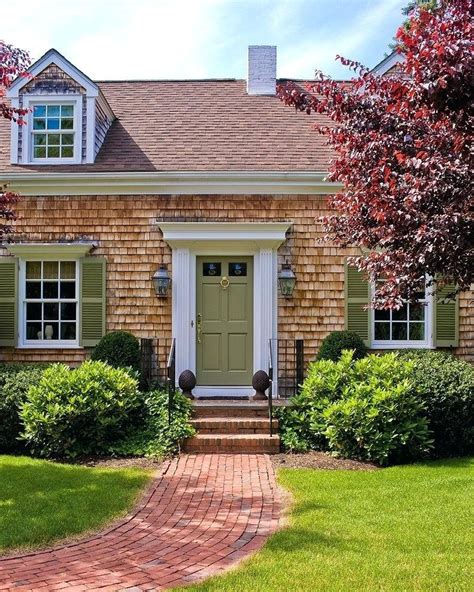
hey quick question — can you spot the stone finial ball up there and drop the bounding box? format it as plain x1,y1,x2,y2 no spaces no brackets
252,370,270,393
178,369,196,393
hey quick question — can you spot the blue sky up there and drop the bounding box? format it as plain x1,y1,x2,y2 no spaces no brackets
5,0,406,80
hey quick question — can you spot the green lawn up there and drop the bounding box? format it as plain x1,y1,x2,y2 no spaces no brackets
177,458,473,591
0,455,151,554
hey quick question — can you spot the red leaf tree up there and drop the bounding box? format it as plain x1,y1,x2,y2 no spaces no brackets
277,0,473,308
0,41,31,243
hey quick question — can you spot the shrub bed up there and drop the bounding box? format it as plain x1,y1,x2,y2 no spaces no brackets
316,330,367,361
91,331,141,372
277,351,432,465
20,361,142,458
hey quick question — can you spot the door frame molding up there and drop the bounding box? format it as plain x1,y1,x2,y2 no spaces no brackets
159,222,291,397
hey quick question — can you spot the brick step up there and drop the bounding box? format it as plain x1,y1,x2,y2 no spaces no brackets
183,433,280,454
191,417,278,434
192,401,269,419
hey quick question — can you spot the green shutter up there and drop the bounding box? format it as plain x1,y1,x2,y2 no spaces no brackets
345,262,370,345
435,283,459,347
80,257,106,347
0,257,18,347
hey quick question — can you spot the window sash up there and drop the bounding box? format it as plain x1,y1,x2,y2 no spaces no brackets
20,260,79,347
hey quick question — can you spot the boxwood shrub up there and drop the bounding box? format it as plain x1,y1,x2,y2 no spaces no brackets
316,331,367,362
0,364,48,453
399,350,474,457
20,361,141,458
91,331,141,372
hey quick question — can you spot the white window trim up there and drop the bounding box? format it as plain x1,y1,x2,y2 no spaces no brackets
18,256,81,349
22,95,83,165
370,283,435,349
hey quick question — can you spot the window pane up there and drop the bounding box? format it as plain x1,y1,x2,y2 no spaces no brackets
374,309,390,321
60,322,76,340
61,302,76,320
409,323,425,341
392,305,408,321
43,261,58,279
61,105,74,116
44,302,59,320
374,323,390,340
229,262,247,277
47,146,60,158
33,105,46,117
203,262,221,276
48,134,60,145
33,119,45,130
47,118,60,130
60,261,76,279
392,323,408,340
60,282,75,299
34,147,46,158
43,282,58,299
26,261,41,279
26,282,41,299
44,322,59,340
410,304,425,321
61,133,74,145
26,322,42,340
47,105,60,117
26,302,42,320
61,146,74,158
34,134,46,146
61,118,74,130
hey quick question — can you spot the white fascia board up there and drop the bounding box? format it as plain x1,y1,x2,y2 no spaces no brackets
371,51,404,76
0,171,342,196
7,49,99,98
5,241,97,258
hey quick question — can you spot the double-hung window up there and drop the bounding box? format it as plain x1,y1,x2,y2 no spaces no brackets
32,104,75,159
372,282,433,348
21,260,79,346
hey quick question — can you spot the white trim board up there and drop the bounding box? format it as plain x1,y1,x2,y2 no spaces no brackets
0,171,342,196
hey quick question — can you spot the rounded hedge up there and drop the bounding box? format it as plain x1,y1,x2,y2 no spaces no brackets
91,331,140,372
20,361,141,458
317,331,367,362
0,365,47,453
399,350,474,457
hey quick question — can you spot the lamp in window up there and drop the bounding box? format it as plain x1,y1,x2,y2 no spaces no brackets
152,265,171,297
278,264,296,297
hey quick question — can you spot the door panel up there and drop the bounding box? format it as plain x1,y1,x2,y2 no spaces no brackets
196,256,253,385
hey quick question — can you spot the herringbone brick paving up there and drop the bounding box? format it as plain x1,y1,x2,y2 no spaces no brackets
0,454,280,591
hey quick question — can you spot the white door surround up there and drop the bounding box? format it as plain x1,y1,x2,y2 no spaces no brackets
158,222,291,397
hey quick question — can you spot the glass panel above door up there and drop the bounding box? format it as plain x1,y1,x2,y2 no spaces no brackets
229,262,247,277
203,262,221,277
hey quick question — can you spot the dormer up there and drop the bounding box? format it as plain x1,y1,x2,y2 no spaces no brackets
7,49,115,165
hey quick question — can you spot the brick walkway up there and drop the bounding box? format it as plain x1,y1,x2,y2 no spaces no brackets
0,454,280,591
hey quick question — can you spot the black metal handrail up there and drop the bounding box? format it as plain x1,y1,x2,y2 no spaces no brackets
167,338,176,426
268,339,274,437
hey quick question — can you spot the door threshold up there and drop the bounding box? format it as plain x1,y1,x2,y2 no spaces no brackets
194,386,253,398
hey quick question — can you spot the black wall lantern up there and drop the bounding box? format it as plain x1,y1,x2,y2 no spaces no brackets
152,265,171,297
278,264,296,297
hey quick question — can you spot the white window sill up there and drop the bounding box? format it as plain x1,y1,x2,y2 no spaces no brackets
17,344,83,350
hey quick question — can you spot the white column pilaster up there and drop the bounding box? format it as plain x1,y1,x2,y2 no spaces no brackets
172,247,191,380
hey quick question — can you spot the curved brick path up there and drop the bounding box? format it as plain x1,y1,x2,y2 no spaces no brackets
0,454,280,591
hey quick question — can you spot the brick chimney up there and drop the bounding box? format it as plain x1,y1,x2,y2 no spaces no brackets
247,45,277,95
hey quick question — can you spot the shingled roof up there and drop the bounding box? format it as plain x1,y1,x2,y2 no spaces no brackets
0,79,333,173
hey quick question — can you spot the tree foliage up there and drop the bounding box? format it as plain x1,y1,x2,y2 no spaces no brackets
277,0,473,308
0,41,30,243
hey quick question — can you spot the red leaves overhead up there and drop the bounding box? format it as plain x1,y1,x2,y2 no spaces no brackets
1,41,30,242
277,0,473,308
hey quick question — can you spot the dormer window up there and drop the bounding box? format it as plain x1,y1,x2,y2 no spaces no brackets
31,102,77,161
7,48,115,165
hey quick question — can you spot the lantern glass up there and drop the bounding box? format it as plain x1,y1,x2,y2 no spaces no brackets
278,265,296,297
152,266,171,297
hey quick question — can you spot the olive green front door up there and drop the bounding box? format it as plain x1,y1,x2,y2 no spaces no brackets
196,257,253,386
